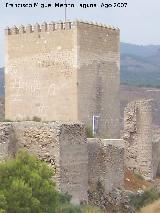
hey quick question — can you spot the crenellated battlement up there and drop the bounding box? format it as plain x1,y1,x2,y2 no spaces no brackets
78,20,119,30
5,21,73,35
5,20,119,36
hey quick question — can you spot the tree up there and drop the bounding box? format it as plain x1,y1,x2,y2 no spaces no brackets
0,151,81,213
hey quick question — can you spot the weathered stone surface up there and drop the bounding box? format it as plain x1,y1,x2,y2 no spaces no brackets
5,20,120,138
88,138,124,194
123,100,153,180
88,185,135,213
0,120,126,205
0,122,16,160
76,22,120,138
152,126,160,178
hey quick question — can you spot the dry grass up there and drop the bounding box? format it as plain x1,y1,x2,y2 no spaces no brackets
82,205,103,213
141,199,160,213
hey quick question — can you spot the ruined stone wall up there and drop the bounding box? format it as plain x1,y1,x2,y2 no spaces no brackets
152,127,160,178
77,22,120,138
0,121,88,204
0,121,125,203
88,138,124,194
153,142,160,178
5,21,78,121
123,100,153,180
0,123,16,160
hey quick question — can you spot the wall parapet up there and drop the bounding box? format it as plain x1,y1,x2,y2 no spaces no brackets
5,20,120,36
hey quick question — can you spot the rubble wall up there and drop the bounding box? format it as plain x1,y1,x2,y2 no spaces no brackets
0,121,88,204
87,138,124,194
123,100,153,180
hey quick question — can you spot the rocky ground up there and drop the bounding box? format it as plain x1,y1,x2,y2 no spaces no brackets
88,169,158,213
124,169,152,192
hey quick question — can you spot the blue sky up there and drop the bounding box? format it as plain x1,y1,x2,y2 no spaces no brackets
0,0,160,66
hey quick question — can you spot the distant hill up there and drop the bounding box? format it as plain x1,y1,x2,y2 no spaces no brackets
121,43,160,87
121,43,160,58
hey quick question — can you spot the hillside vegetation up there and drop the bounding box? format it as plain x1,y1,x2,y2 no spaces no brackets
121,43,160,87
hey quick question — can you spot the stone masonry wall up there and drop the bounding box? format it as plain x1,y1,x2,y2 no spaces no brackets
77,22,120,138
0,121,88,204
87,138,124,194
5,21,78,121
0,121,125,203
153,141,160,178
0,123,16,160
5,20,120,139
152,127,160,178
123,100,153,180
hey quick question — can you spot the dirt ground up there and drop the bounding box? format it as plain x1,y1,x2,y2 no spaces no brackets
125,169,160,213
125,169,152,192
141,200,160,213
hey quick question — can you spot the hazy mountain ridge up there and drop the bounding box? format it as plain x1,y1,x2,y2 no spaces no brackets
121,43,160,58
121,42,160,87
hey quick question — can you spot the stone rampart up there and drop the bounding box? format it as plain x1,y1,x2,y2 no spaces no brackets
87,138,124,194
0,121,88,204
123,99,153,180
152,127,160,178
0,123,16,160
0,121,125,203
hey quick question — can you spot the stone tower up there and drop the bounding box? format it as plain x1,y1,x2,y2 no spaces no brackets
5,20,120,138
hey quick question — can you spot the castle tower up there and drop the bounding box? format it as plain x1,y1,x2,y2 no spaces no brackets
5,20,120,138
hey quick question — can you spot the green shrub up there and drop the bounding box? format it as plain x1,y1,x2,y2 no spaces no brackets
86,125,94,138
3,119,12,122
56,203,81,213
134,172,144,180
129,188,160,211
0,150,102,213
32,116,41,122
82,205,103,213
0,150,81,213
